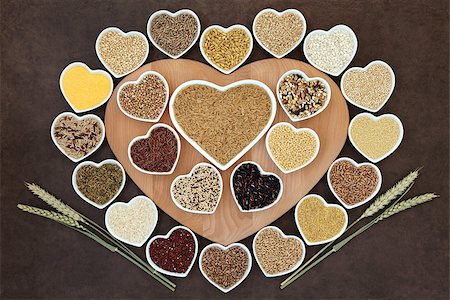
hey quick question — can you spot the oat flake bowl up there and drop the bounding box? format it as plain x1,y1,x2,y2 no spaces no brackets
72,159,126,209
170,162,223,214
327,157,382,209
276,69,331,121
117,71,169,122
128,123,181,175
230,161,283,213
147,9,201,59
169,79,276,171
252,8,306,59
199,24,253,74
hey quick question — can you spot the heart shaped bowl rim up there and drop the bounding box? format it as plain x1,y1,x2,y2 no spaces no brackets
252,8,307,59
71,159,126,209
105,195,159,247
294,194,348,246
340,60,396,113
276,69,331,122
145,225,199,277
198,242,252,293
230,161,284,213
147,9,201,59
327,157,382,209
170,162,223,215
265,122,320,174
199,24,253,74
59,62,113,114
303,24,358,77
252,226,306,277
95,27,149,78
116,70,169,123
50,112,105,163
348,112,404,163
127,123,181,175
169,79,276,171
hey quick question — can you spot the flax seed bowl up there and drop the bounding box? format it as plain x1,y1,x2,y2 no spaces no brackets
147,9,201,59
72,159,126,209
146,226,198,278
199,24,253,74
128,123,181,175
327,157,382,209
117,71,169,122
170,162,223,214
276,69,331,121
230,161,283,213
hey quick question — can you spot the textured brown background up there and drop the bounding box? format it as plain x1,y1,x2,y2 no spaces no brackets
1,0,449,299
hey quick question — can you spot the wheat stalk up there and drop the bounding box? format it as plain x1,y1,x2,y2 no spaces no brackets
375,193,438,222
360,169,420,219
17,204,85,230
25,183,83,222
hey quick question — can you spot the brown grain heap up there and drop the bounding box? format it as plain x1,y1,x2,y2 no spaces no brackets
172,84,272,165
329,160,379,205
149,13,199,56
201,246,249,289
119,74,167,120
53,115,102,159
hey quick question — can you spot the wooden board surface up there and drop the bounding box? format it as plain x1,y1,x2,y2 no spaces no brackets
105,58,349,245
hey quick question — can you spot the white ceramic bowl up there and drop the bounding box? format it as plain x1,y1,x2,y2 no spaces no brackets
50,112,105,163
340,60,396,113
276,69,331,122
348,112,404,163
147,9,201,59
146,225,198,277
294,194,348,246
170,162,223,214
72,159,126,209
117,71,169,123
59,62,113,114
327,157,382,209
252,226,306,277
128,123,181,175
199,24,253,74
230,161,283,213
169,79,276,171
199,243,252,293
265,122,320,174
252,8,307,59
105,195,158,247
95,27,149,78
303,24,358,77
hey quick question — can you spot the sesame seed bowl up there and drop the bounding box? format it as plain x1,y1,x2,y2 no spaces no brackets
340,60,396,113
116,70,169,123
128,123,181,175
170,162,223,215
146,225,198,278
252,8,307,59
303,24,358,77
252,226,306,277
230,161,284,213
71,159,126,209
276,69,331,122
95,27,149,78
327,157,382,209
147,9,201,59
199,24,253,74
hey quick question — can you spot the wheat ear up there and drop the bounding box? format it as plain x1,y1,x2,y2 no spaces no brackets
17,204,85,229
25,183,83,222
360,169,420,219
375,193,438,222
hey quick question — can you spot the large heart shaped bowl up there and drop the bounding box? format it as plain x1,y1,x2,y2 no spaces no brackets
105,58,349,245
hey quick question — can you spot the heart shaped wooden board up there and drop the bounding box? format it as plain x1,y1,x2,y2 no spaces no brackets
105,58,349,245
